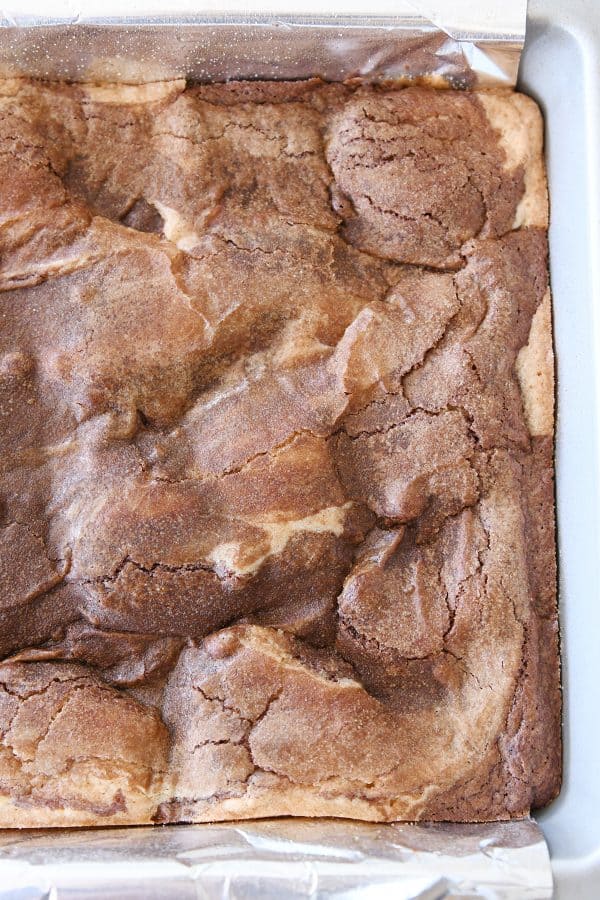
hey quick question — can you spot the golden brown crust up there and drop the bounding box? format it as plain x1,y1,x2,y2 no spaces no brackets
479,91,549,230
0,80,559,827
0,663,169,825
516,290,554,437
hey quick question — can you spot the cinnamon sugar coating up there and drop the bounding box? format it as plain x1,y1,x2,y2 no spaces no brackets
0,79,559,826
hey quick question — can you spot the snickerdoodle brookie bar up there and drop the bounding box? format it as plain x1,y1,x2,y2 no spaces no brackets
0,78,560,826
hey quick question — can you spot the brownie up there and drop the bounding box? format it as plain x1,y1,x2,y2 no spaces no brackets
0,77,560,826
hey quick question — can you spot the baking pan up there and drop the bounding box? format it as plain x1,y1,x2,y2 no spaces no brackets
521,1,600,896
0,0,597,896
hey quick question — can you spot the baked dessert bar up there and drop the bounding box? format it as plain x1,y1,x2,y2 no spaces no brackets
0,78,560,826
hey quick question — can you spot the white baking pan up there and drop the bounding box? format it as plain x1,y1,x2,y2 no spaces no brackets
0,0,596,896
522,1,600,896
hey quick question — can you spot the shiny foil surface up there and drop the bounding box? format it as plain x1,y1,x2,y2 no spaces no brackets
0,817,552,899
0,0,525,86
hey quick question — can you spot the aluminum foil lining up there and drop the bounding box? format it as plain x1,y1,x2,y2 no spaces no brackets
0,818,553,899
0,0,526,86
0,1,548,898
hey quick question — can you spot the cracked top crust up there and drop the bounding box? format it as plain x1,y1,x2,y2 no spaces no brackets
0,79,560,827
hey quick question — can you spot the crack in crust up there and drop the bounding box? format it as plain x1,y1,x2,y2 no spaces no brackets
0,78,559,828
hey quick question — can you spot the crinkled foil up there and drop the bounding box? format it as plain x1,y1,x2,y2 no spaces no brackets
0,2,546,898
0,818,552,899
0,0,525,86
